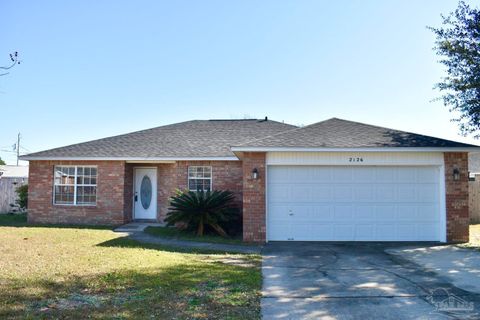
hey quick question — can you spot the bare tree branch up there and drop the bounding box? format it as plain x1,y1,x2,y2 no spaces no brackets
0,52,20,76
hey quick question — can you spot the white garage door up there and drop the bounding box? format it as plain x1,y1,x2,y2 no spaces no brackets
267,166,442,241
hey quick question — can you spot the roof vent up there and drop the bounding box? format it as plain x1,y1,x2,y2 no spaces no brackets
259,116,268,122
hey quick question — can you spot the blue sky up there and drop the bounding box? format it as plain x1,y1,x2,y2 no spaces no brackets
0,0,477,165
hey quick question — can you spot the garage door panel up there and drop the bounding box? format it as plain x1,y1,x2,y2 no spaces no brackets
332,167,353,182
356,206,377,220
397,205,418,220
356,224,375,240
353,186,375,201
375,205,397,221
290,186,312,201
375,167,395,181
353,168,376,182
267,166,442,241
417,168,438,183
268,185,289,202
375,185,396,201
334,224,355,241
311,186,333,200
397,185,417,201
296,205,333,221
333,205,354,220
334,186,353,201
397,168,417,182
417,185,438,202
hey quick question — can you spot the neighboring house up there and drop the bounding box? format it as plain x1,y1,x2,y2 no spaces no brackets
20,118,480,243
468,152,480,222
0,165,28,213
469,152,480,176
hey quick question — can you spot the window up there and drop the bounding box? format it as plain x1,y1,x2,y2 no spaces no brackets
188,166,212,192
54,166,97,205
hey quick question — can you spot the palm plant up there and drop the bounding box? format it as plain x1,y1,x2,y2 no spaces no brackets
165,190,238,237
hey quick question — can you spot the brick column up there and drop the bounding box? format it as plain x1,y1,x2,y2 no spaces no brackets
242,152,266,243
444,152,469,242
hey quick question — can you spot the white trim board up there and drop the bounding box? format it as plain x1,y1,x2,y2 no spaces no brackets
266,151,445,166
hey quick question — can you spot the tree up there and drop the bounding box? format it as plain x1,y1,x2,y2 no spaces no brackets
0,157,5,165
0,51,20,76
429,1,480,137
15,184,28,210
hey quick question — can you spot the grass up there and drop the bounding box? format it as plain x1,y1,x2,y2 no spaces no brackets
0,213,29,226
144,226,252,246
0,214,261,319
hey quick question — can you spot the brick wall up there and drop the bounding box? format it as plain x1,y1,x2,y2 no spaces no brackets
127,161,243,222
28,160,126,225
175,160,243,204
444,152,469,242
29,160,244,226
242,152,266,243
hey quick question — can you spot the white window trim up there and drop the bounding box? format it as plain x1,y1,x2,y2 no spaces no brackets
53,165,98,206
187,166,213,192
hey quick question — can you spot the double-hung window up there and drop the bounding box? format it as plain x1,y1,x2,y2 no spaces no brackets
188,166,212,192
54,166,97,205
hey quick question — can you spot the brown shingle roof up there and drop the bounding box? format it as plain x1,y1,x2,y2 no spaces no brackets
233,118,479,149
22,119,296,159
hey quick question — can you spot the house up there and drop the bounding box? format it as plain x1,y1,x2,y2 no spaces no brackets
21,118,480,243
467,152,480,223
469,152,480,176
0,165,28,213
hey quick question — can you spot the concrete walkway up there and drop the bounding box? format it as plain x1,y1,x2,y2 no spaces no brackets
114,221,164,232
114,223,261,254
262,242,480,319
387,245,480,294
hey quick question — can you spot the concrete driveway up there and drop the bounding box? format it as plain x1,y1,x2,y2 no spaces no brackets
262,242,480,320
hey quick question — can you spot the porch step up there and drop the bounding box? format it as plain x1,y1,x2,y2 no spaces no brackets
114,221,164,233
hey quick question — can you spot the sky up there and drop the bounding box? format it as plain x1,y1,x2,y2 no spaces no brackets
1,0,478,165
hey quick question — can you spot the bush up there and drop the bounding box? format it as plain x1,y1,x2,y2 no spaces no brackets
15,184,28,210
165,190,239,237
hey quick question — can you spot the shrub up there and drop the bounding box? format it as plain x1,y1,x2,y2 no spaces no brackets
15,184,28,210
165,190,239,237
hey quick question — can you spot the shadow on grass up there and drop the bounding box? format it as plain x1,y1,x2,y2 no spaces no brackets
144,226,248,246
0,261,261,319
0,213,112,230
97,236,258,256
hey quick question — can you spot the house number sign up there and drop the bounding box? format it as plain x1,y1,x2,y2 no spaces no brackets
349,157,364,163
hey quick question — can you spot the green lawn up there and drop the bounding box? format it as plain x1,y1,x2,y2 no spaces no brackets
0,214,261,319
144,226,251,246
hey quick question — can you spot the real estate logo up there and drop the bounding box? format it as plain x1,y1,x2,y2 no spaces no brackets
427,288,475,317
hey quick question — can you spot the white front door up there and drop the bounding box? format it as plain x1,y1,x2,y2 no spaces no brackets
267,166,442,241
134,168,157,220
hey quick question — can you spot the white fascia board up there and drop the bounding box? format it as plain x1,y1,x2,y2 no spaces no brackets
19,156,240,161
230,147,480,152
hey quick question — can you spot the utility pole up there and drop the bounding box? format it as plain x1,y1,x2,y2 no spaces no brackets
16,133,20,166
